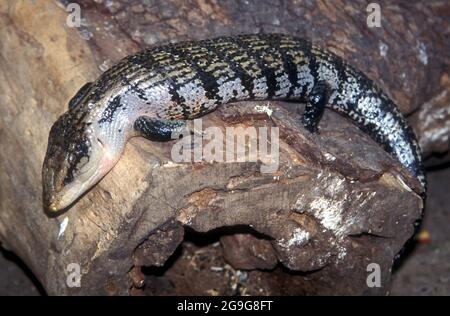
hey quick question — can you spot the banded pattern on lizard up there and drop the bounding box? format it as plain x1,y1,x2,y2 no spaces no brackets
42,33,425,212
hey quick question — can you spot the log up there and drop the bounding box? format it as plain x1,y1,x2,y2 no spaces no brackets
0,0,447,295
410,83,450,165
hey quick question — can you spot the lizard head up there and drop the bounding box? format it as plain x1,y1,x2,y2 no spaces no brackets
42,112,117,212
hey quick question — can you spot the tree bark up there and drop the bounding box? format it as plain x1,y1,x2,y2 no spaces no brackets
0,0,448,295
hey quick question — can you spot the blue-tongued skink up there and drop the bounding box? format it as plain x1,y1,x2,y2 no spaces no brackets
42,33,426,212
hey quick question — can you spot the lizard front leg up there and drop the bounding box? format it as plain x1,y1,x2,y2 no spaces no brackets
134,116,189,141
134,116,202,141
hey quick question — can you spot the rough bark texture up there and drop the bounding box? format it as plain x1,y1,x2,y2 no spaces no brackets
0,0,448,295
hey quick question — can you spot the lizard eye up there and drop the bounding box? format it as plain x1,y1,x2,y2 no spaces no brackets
63,172,74,185
77,156,89,171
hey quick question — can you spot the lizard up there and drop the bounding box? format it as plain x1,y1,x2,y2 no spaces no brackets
42,33,426,212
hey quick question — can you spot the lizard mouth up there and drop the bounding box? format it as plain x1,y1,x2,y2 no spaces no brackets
46,182,88,212
43,161,99,212
43,140,118,213
44,156,116,212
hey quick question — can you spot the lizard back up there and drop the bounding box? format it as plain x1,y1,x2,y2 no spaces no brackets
93,34,425,186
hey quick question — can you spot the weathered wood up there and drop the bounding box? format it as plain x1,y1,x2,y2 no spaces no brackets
0,0,448,295
410,82,450,166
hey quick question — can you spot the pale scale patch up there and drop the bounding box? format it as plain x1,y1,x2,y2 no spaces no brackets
355,94,417,172
274,71,291,98
143,82,174,109
294,64,314,97
217,77,249,103
253,77,269,99
356,95,382,122
317,61,340,90
338,76,361,105
216,69,236,85
177,79,209,110
141,82,183,119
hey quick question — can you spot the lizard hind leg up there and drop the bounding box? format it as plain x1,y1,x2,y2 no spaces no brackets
302,80,331,133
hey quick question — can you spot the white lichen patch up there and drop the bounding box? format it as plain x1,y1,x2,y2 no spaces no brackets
303,173,352,237
161,160,184,168
253,104,273,117
210,266,224,272
324,152,336,162
176,203,201,226
309,196,346,234
278,227,311,249
337,244,347,260
416,41,428,65
379,41,388,57
57,217,69,239
324,176,346,196
354,190,377,208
